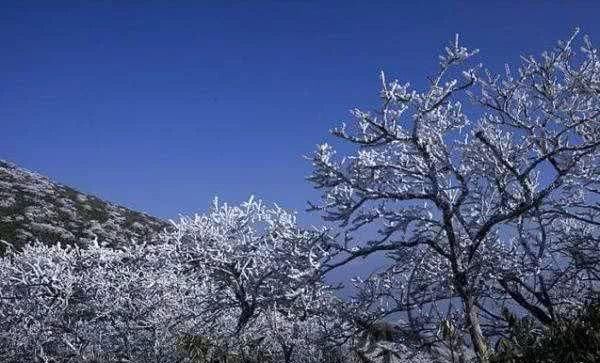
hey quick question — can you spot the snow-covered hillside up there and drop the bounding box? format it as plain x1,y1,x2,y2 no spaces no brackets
0,160,169,253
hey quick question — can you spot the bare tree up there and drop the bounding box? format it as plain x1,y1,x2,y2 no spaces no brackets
308,30,600,362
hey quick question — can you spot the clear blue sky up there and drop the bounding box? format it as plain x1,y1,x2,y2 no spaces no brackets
2,1,599,222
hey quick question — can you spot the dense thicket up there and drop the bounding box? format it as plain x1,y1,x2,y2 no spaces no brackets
0,199,425,362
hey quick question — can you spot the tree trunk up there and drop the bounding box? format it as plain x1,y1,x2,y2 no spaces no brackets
463,294,489,363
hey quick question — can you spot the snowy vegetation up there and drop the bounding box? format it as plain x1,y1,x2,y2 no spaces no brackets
1,31,599,362
0,199,427,362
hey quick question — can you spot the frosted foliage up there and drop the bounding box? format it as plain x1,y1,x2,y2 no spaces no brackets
163,197,331,333
309,31,600,362
0,241,185,362
0,199,344,363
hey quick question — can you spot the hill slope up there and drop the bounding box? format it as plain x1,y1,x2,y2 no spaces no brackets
0,160,169,253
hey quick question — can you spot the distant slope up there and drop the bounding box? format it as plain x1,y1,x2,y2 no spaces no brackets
0,160,170,253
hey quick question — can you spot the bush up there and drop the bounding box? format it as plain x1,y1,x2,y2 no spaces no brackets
491,299,600,363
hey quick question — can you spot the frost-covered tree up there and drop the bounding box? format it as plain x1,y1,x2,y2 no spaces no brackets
163,197,332,335
309,30,600,362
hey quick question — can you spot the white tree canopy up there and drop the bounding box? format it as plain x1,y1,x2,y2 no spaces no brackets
309,30,600,362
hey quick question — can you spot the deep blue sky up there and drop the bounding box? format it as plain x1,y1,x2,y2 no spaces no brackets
2,1,599,222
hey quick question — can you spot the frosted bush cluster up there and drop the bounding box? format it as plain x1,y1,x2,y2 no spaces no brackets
0,199,349,362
